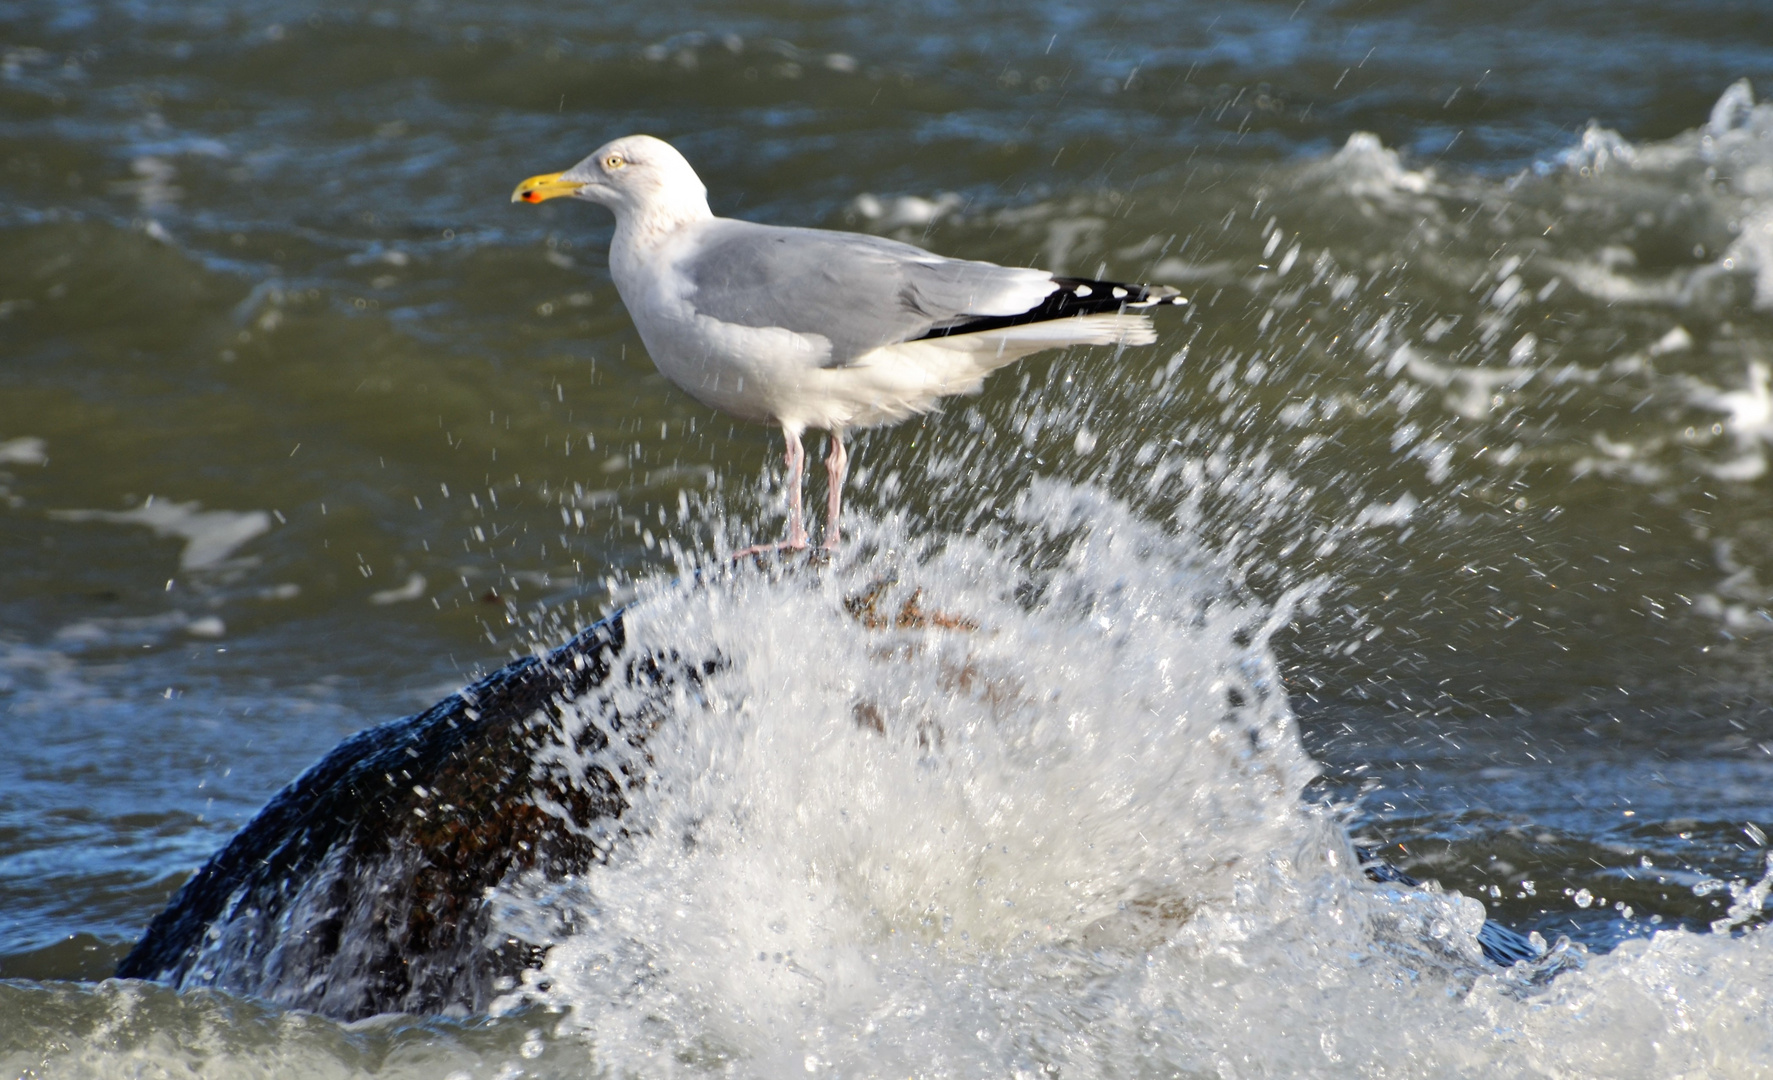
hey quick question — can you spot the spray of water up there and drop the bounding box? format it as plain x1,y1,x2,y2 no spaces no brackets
447,479,1461,1074
453,472,1773,1077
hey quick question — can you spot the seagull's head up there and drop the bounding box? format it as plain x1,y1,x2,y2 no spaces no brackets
512,135,710,224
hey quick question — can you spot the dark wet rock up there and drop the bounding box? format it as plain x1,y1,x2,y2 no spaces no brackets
118,591,1545,1021
115,608,716,1021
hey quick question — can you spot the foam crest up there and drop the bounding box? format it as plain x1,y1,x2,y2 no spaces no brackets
1546,80,1773,312
455,483,1773,1076
481,483,1516,1074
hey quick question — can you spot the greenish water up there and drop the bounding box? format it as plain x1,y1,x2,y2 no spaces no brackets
4,0,1773,1075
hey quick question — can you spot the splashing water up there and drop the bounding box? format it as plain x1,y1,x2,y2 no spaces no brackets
432,482,1765,1078
479,489,1315,1071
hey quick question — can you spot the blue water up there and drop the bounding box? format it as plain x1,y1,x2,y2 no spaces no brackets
3,0,1773,1074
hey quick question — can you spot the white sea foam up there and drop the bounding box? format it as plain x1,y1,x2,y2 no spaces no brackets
52,609,220,650
1689,361,1773,448
369,571,428,605
1547,80,1773,313
50,498,272,571
850,191,964,230
1302,132,1434,210
0,436,48,466
443,484,1773,1078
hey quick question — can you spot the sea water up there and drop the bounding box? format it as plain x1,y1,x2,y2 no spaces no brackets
4,0,1773,1076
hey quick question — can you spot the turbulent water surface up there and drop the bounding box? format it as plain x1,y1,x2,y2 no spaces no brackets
4,0,1773,1075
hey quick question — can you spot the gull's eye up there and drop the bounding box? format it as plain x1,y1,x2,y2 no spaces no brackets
605,155,625,170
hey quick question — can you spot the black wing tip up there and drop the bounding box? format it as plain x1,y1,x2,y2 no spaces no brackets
1052,276,1188,309
914,275,1187,341
1130,285,1190,308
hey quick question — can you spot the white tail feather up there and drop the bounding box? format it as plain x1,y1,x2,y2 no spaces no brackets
810,313,1162,430
946,313,1157,351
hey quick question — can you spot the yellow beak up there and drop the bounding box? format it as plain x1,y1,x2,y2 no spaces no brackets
511,171,582,204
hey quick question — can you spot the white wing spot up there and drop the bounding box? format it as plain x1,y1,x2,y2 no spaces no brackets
1074,284,1092,297
1112,286,1128,299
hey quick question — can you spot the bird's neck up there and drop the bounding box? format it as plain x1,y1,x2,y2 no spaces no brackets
614,194,713,249
608,201,713,312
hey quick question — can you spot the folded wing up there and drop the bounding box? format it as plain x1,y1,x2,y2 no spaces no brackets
679,220,1178,367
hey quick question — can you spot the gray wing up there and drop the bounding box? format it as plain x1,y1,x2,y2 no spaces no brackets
677,219,1058,366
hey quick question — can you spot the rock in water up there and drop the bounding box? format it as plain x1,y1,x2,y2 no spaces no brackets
114,608,715,1020
117,584,1546,1021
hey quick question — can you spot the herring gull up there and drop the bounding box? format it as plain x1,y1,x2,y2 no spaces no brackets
513,135,1184,553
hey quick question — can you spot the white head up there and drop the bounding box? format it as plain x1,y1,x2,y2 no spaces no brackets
512,135,711,229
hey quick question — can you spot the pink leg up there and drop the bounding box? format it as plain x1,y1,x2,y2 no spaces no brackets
734,425,809,558
783,427,808,549
823,432,848,550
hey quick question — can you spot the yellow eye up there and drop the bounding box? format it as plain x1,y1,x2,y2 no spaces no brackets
605,155,625,170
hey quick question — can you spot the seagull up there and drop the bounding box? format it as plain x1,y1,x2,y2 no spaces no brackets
513,135,1184,553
